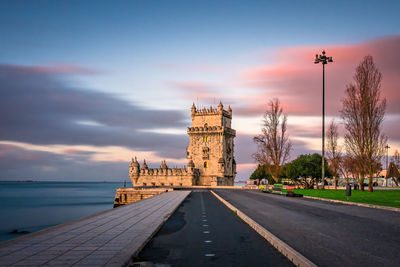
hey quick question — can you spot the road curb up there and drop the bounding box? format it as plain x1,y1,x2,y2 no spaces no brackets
303,196,400,212
211,190,317,267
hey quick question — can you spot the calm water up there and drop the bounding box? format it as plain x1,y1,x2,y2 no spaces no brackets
0,181,123,242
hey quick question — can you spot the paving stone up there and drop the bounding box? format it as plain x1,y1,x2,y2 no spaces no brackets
0,191,190,266
12,259,49,266
73,256,110,265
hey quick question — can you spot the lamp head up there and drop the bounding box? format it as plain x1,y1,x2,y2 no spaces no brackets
314,54,319,64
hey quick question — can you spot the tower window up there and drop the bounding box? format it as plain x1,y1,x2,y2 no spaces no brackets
202,147,209,159
204,161,208,168
203,136,209,143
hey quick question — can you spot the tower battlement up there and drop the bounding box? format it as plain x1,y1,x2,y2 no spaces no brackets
129,157,199,187
191,101,232,128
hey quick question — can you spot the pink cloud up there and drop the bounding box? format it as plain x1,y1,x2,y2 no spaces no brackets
236,163,257,180
287,124,321,139
167,81,220,100
63,149,93,155
383,117,400,142
239,36,400,116
0,144,18,152
17,64,100,75
0,144,41,161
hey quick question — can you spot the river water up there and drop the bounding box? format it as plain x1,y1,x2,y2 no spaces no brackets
0,181,122,242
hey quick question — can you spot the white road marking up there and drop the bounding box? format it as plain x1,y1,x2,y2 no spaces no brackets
204,240,213,243
205,254,215,257
203,231,210,234
202,224,208,227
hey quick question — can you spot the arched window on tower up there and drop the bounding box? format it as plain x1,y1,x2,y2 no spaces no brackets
204,161,208,168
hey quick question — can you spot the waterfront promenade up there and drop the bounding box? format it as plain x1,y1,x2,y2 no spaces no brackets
1,188,399,266
0,191,190,266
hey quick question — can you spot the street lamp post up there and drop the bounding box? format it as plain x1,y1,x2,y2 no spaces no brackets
314,50,333,189
385,144,390,187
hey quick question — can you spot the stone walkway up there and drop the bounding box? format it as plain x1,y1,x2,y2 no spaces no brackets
0,190,191,266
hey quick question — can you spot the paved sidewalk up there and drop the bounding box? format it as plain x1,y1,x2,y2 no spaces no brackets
0,190,190,266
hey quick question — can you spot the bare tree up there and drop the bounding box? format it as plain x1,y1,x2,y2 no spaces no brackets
341,55,387,192
393,149,400,168
326,119,342,190
340,154,363,186
253,98,292,183
340,155,354,185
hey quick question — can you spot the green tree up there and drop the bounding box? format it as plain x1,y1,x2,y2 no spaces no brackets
250,164,274,184
286,153,332,189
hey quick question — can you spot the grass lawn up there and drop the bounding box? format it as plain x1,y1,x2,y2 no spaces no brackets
292,189,400,208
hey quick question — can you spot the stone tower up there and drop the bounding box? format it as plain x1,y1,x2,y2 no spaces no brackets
186,101,236,186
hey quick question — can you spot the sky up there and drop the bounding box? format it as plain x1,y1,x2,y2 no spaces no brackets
1,0,400,182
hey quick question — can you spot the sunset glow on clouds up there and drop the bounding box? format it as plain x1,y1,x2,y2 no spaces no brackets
1,1,399,181
238,36,400,117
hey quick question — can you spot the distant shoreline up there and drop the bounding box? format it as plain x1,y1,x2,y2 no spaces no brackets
0,180,121,183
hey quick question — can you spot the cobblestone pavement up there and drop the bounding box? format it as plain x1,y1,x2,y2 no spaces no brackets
0,191,190,266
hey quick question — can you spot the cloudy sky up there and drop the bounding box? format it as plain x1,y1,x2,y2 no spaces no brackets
1,0,399,182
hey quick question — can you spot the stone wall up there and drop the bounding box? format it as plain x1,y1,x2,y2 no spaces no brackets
113,187,172,207
129,159,200,187
133,171,199,187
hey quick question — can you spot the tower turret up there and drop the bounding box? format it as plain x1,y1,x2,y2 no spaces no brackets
161,160,168,169
191,103,196,119
129,157,140,174
129,157,140,185
218,101,223,112
141,159,148,170
188,159,195,173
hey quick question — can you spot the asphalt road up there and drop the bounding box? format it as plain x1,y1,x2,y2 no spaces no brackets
135,191,293,267
214,189,400,267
